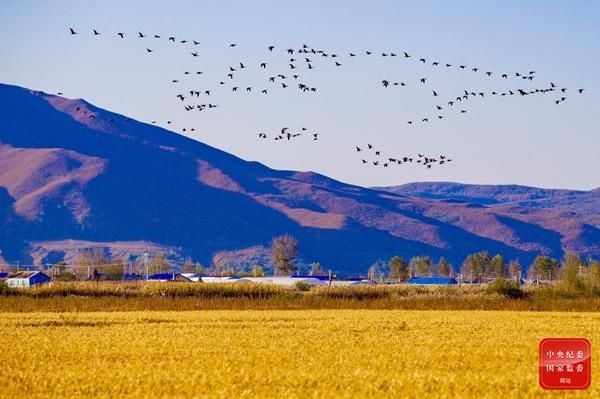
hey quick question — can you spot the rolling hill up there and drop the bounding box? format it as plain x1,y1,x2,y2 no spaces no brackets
0,83,598,273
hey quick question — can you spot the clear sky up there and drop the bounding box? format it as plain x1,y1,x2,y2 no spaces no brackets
1,0,599,190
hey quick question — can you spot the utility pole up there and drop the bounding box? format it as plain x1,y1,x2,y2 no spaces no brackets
16,261,20,271
144,250,149,281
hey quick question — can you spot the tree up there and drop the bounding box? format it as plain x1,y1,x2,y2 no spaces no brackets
409,256,432,277
100,255,125,280
182,258,194,274
508,260,521,280
491,255,506,278
51,261,75,281
368,263,379,282
389,256,409,281
310,262,325,276
586,259,600,291
270,234,298,275
437,257,452,277
529,255,559,281
77,247,110,280
251,264,265,277
194,262,203,275
148,252,171,275
461,251,491,282
560,253,583,291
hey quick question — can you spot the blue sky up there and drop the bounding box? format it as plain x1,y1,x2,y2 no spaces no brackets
1,0,599,189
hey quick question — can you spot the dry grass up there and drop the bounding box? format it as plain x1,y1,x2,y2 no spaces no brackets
0,310,598,398
1,281,600,312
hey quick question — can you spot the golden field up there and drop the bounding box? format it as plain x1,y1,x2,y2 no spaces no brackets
0,310,598,398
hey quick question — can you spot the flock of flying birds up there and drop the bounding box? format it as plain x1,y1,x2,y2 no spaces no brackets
66,27,585,171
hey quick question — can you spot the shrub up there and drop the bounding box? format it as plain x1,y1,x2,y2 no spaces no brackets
295,281,312,292
486,279,527,299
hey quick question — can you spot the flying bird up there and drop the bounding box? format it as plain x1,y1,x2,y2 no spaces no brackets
69,28,77,35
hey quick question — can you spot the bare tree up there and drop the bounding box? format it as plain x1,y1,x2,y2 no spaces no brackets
270,234,298,275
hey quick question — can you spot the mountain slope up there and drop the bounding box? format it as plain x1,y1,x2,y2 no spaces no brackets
0,83,598,273
377,182,600,219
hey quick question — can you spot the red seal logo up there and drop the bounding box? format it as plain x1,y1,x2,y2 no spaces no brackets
539,338,591,390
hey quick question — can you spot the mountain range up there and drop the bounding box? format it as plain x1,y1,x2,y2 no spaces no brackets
0,83,598,274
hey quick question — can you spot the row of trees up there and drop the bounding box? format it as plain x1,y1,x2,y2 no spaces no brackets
368,251,600,284
52,249,204,281
48,235,599,283
368,256,453,282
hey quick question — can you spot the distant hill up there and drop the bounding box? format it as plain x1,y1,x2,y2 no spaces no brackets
0,83,598,274
376,182,600,218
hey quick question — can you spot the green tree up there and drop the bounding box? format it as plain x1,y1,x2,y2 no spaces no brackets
529,255,559,281
491,255,506,278
437,257,452,277
270,234,298,275
389,256,409,281
461,251,491,282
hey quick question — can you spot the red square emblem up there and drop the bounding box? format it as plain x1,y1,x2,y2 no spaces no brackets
539,338,591,390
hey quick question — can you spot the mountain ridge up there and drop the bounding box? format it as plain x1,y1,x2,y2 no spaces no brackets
0,83,598,273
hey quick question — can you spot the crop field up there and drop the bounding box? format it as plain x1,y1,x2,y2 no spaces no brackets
0,310,598,398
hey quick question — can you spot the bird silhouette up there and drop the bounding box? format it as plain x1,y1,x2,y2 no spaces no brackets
69,28,77,35
117,32,124,38
138,32,146,38
93,29,100,35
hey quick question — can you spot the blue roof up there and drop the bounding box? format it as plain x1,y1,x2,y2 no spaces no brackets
148,273,176,280
408,276,457,285
0,272,9,279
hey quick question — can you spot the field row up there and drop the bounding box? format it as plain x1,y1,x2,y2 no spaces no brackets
1,310,598,398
